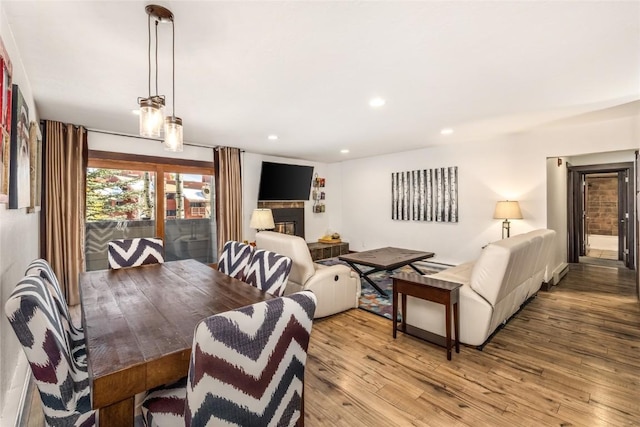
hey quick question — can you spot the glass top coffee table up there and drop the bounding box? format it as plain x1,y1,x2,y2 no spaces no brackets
339,247,435,297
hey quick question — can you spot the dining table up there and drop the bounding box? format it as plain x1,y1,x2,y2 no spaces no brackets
80,259,273,426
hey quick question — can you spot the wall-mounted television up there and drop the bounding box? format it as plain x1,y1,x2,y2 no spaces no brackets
257,162,314,201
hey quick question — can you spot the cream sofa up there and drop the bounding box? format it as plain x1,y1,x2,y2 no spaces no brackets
405,229,556,347
255,231,361,318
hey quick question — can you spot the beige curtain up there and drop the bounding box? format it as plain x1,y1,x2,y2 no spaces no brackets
215,147,242,255
43,121,87,306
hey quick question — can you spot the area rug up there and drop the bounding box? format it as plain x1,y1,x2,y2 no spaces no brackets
316,258,445,320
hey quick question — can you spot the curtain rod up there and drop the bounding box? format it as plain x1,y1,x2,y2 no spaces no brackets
86,127,218,150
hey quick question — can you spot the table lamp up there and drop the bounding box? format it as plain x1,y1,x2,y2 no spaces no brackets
250,208,275,231
493,201,522,239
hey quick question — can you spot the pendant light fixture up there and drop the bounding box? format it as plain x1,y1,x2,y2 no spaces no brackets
164,13,183,152
137,5,183,151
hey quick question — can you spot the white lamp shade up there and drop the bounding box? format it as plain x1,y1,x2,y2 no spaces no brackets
139,98,165,138
164,116,183,152
250,208,275,230
493,200,523,220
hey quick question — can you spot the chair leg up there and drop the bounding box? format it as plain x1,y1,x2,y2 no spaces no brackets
296,384,305,427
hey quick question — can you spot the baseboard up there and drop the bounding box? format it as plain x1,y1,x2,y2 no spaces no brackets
0,352,29,427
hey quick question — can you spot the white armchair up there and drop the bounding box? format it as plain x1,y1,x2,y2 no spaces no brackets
255,231,361,318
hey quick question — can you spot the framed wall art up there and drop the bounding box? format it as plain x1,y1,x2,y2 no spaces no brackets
0,129,9,203
392,166,458,223
27,121,42,212
9,84,29,209
0,36,12,133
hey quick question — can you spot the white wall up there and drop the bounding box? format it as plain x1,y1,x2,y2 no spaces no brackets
88,130,214,162
242,152,340,243
340,114,638,267
0,3,40,424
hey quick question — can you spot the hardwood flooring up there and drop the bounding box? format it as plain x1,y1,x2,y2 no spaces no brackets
304,263,639,426
24,263,639,426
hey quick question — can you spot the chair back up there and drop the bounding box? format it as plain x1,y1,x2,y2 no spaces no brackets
185,291,317,426
25,259,86,366
4,276,96,426
108,237,164,269
217,240,254,280
244,249,293,297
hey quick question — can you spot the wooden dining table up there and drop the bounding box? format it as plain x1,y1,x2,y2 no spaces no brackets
80,259,273,426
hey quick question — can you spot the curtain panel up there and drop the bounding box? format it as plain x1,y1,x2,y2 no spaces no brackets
215,147,242,255
43,120,87,306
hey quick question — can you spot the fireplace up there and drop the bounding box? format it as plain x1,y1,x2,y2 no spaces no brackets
258,201,305,239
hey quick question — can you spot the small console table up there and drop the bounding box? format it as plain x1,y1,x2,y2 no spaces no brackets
307,241,349,261
392,272,462,360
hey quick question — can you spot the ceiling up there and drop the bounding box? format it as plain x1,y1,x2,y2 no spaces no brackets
3,1,639,163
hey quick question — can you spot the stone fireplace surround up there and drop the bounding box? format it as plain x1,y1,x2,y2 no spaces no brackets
258,201,305,239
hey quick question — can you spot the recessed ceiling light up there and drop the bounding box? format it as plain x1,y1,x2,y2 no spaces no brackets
268,134,278,140
369,97,385,108
440,128,454,135
340,149,350,154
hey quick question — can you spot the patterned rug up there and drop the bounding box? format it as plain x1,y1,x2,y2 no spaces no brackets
316,258,444,320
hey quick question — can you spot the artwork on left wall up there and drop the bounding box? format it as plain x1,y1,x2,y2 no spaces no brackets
392,166,458,223
9,84,30,209
27,121,42,213
0,36,12,204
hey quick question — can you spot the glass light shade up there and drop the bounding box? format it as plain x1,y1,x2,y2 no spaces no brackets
139,96,165,138
493,200,523,220
164,116,183,152
249,208,275,230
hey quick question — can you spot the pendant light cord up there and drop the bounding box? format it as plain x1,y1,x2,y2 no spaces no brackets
172,20,176,116
147,14,151,98
155,20,159,97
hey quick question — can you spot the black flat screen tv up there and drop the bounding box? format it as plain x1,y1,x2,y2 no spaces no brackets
258,162,314,201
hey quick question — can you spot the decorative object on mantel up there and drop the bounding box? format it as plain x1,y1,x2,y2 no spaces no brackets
249,208,275,232
493,200,523,239
312,173,326,213
9,84,29,209
391,166,458,222
137,4,183,152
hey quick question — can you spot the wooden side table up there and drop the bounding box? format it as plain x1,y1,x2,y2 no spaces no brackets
392,272,462,360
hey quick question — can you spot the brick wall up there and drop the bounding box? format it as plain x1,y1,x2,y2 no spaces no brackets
586,176,618,236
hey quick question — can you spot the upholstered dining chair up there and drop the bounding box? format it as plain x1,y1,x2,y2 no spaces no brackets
141,291,318,427
244,249,293,297
5,275,96,426
108,237,165,269
217,240,254,280
25,258,87,367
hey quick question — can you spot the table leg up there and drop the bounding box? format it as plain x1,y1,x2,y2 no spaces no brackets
99,397,135,427
454,301,460,354
343,261,388,297
445,300,452,361
401,293,407,334
408,263,425,275
392,286,398,338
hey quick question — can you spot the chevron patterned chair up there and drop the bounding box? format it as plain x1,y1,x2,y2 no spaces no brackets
5,275,96,426
244,249,293,297
108,237,165,269
217,240,254,280
24,258,87,368
141,291,317,427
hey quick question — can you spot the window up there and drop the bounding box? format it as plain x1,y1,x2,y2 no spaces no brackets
85,153,215,271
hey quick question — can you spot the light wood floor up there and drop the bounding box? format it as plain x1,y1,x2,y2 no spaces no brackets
24,263,639,426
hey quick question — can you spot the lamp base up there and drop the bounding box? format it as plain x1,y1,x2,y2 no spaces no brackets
502,220,511,239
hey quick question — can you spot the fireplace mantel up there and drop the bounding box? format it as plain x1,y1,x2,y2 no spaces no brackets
258,201,305,239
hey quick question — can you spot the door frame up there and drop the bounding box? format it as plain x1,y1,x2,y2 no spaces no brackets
567,162,635,269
